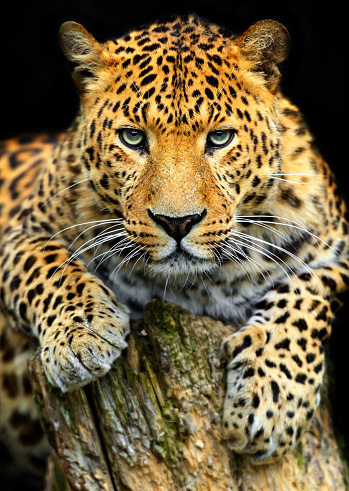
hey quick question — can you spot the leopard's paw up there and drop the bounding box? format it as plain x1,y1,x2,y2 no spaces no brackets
41,299,129,391
220,325,322,463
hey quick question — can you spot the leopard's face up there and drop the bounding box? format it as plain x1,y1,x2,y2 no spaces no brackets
61,16,288,278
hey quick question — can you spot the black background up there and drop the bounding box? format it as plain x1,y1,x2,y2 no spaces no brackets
1,0,347,195
1,0,348,454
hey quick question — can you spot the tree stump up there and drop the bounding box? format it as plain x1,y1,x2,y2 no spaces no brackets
28,300,348,490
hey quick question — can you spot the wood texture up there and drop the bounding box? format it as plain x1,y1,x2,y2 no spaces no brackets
28,301,348,490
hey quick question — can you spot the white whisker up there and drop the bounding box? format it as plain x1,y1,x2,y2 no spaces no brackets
45,218,123,248
108,243,143,282
219,235,273,288
67,229,126,264
120,70,142,103
163,271,171,301
270,176,323,185
129,250,147,276
229,233,296,287
92,236,134,270
68,223,125,252
235,215,337,253
230,230,326,297
40,178,90,209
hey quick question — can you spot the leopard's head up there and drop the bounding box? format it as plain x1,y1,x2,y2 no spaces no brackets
59,15,290,278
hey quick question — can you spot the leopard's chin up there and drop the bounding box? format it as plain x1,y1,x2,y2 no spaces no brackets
145,249,217,279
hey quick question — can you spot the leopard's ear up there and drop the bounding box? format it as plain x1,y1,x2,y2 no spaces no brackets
236,20,290,93
59,22,107,93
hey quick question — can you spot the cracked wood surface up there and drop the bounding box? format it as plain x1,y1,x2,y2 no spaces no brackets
28,301,348,490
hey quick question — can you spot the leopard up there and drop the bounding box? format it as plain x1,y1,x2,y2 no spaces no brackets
1,13,348,484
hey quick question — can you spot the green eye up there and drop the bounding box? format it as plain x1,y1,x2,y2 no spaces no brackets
207,129,235,148
119,128,146,148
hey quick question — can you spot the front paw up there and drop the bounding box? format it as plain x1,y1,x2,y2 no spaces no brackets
41,300,129,391
221,326,323,463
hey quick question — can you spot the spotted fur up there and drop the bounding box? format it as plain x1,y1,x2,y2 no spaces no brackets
0,15,348,478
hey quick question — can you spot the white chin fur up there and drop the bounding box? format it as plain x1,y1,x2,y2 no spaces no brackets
146,252,217,279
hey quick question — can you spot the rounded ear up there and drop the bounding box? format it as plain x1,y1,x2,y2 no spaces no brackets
59,22,106,92
236,20,290,92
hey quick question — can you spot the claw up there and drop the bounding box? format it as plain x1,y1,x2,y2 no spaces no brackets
41,303,129,391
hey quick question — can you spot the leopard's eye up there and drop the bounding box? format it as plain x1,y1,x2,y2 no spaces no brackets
207,129,235,149
119,128,146,148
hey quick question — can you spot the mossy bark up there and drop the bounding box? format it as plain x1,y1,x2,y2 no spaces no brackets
28,300,348,490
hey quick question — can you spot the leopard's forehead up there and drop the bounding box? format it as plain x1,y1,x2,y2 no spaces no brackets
96,16,247,133
109,15,233,57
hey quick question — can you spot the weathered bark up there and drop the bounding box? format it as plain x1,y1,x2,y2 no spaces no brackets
28,300,348,490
